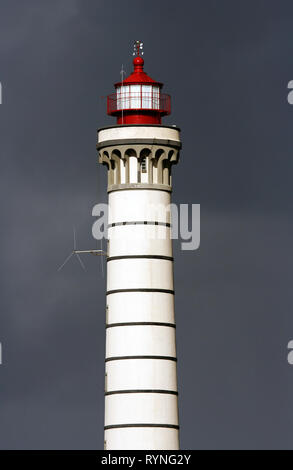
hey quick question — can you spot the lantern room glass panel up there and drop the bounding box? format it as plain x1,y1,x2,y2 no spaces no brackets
116,86,121,109
129,85,141,108
142,85,152,109
152,86,160,110
117,86,130,110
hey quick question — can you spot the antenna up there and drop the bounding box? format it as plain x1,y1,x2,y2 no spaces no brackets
120,64,126,125
133,40,144,56
120,64,126,81
58,228,107,272
100,237,105,278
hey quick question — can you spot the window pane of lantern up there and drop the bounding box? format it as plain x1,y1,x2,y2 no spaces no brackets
130,85,140,108
142,85,152,108
152,86,160,110
116,86,121,110
120,85,129,109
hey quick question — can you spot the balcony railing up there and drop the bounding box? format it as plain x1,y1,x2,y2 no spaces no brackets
107,92,171,115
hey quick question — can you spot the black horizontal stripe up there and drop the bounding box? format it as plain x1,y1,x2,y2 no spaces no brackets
108,221,171,228
105,389,178,396
108,186,172,194
105,355,177,363
104,423,179,430
106,322,176,329
107,255,173,262
106,289,175,295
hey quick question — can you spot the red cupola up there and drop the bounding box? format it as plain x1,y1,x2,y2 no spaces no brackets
107,41,171,125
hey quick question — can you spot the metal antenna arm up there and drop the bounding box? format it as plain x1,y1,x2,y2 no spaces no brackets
73,249,107,256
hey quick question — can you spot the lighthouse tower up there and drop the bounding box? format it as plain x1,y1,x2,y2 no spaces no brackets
97,41,181,450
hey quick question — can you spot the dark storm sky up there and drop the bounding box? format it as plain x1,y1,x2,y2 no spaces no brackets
0,0,293,450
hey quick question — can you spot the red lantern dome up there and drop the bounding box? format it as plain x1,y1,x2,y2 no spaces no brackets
107,41,171,125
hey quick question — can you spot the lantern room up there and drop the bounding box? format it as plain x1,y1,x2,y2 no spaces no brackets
107,41,171,125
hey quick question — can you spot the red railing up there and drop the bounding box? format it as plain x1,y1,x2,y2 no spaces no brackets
107,92,171,115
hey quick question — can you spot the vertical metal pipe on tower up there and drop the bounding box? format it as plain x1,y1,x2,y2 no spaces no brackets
97,41,182,450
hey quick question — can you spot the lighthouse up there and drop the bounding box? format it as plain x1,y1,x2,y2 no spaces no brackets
97,41,182,450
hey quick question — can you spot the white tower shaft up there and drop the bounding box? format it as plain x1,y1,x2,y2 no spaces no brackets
98,125,181,450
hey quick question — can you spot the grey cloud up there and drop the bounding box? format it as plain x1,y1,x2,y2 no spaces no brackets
0,0,293,449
